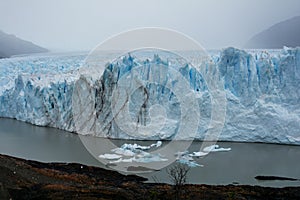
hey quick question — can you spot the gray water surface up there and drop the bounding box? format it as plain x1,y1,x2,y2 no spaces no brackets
0,118,100,166
0,118,300,187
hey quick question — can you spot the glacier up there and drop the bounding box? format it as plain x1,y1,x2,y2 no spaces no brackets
0,47,299,144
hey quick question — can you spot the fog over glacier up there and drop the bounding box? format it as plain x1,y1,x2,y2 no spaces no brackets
1,0,300,50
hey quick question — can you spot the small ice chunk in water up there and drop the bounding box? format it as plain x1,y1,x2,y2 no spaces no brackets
203,145,231,152
120,141,162,151
178,160,202,167
176,156,203,167
109,158,134,164
189,151,208,157
174,151,189,158
99,154,122,160
111,148,136,157
175,151,202,167
99,141,166,164
151,141,162,148
134,153,168,163
173,144,231,168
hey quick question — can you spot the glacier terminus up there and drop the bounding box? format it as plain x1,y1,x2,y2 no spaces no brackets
0,47,299,145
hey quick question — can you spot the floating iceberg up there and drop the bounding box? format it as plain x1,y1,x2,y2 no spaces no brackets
174,151,190,158
98,153,122,160
189,151,208,157
174,144,231,167
203,145,231,152
175,152,203,167
134,153,168,163
176,158,203,168
109,157,134,164
120,141,162,151
111,148,136,157
99,141,167,164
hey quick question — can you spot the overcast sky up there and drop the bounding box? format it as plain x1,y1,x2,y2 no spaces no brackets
0,0,300,51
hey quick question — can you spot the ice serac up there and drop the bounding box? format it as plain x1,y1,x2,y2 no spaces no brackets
72,52,211,140
0,54,82,132
0,48,300,144
0,74,74,131
218,47,300,144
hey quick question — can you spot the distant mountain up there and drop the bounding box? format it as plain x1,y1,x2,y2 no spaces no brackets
0,30,48,58
245,16,300,49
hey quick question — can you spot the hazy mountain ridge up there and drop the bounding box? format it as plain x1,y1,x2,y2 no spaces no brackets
0,30,48,58
245,16,300,49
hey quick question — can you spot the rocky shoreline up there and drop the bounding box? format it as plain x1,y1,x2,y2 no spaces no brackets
0,154,300,199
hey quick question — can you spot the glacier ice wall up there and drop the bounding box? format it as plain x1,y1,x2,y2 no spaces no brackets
0,48,299,144
72,52,211,140
218,48,300,144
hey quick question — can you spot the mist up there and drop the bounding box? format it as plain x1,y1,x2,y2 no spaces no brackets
0,0,300,51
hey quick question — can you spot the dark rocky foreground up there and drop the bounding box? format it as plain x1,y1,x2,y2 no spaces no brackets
1,154,300,200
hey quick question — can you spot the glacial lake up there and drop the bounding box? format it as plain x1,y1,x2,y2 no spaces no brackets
1,118,300,188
